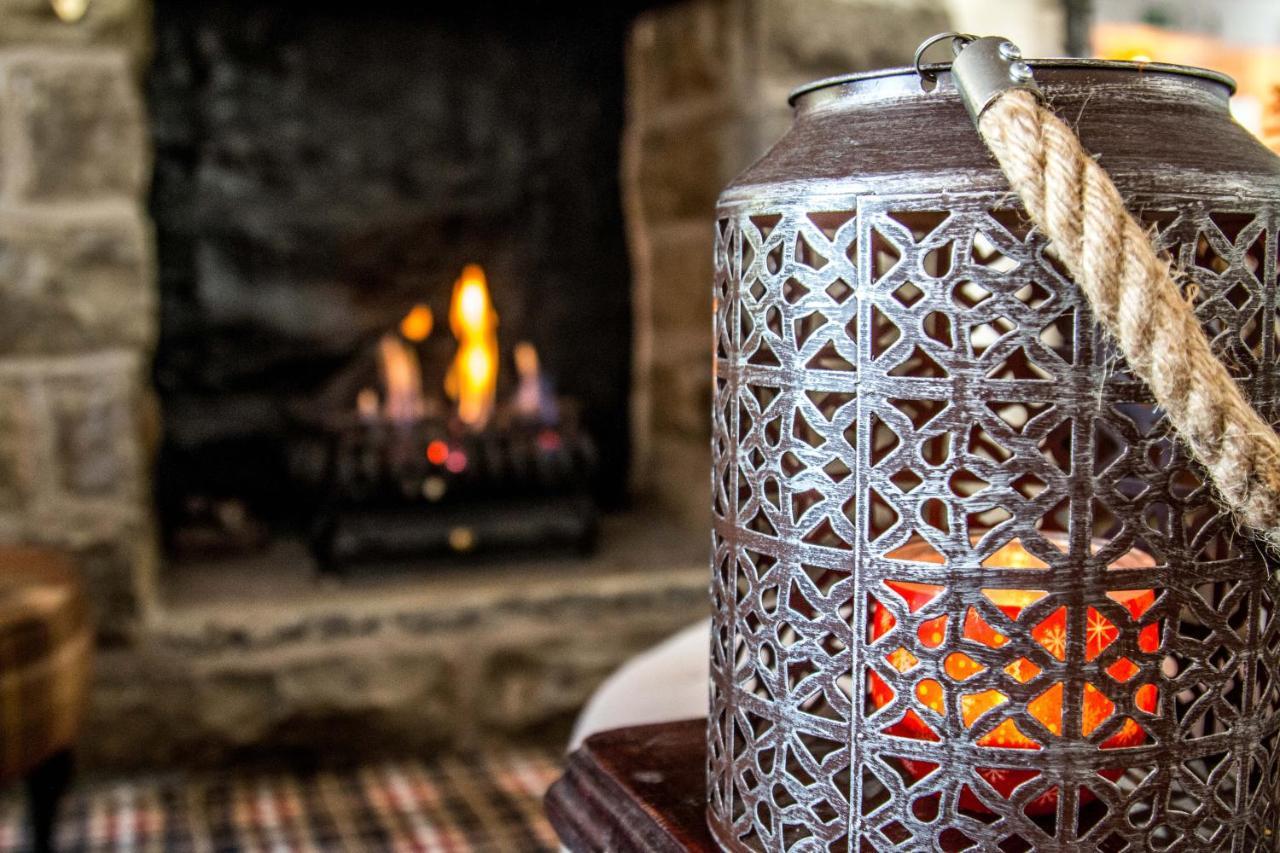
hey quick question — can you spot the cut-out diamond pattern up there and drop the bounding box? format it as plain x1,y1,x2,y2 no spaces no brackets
710,196,1280,850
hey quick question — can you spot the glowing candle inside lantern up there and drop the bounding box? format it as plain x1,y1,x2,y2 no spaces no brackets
870,537,1159,813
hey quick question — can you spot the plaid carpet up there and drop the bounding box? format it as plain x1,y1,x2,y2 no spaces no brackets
0,751,561,852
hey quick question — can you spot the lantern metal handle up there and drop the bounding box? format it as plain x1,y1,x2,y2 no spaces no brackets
915,33,1043,120
911,31,976,83
937,33,1280,549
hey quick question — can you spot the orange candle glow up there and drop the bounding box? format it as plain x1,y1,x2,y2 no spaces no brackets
870,538,1159,813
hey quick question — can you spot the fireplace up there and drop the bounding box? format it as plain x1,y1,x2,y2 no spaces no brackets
149,1,636,569
301,263,599,568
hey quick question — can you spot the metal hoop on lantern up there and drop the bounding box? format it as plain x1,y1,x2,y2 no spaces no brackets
912,31,976,82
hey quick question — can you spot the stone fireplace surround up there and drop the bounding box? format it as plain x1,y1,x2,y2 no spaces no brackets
0,0,953,766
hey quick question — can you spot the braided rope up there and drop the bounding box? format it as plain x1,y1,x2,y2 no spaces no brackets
978,89,1280,551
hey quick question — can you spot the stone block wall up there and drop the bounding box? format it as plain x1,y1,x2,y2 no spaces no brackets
625,0,953,526
84,562,709,767
0,0,157,639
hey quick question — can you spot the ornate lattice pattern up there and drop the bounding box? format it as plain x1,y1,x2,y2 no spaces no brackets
708,194,1280,851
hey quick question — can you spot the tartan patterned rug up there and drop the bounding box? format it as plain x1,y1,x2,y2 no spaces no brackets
0,751,561,852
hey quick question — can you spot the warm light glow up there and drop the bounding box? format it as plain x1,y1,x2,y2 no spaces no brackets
870,537,1159,813
1093,22,1280,153
445,449,468,473
537,429,562,452
457,282,489,329
445,264,498,429
377,333,427,423
981,538,1049,570
50,0,90,23
514,341,539,376
399,304,434,342
513,341,544,419
426,440,449,466
356,387,379,421
1232,95,1265,140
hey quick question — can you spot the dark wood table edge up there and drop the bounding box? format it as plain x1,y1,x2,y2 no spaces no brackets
545,719,717,852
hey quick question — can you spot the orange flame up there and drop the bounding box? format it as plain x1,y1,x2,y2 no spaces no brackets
356,386,380,420
399,304,434,342
445,264,498,429
377,333,427,422
512,341,542,418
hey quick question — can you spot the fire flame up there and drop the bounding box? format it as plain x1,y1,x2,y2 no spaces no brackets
513,342,540,417
377,333,427,423
445,264,498,429
356,386,379,420
513,340,558,425
399,304,434,342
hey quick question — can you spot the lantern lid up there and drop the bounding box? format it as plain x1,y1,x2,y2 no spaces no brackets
788,58,1236,107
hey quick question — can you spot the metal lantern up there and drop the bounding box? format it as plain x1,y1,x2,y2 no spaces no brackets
707,60,1280,850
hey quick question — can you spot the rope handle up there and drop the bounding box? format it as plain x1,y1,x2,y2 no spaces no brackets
924,34,1280,551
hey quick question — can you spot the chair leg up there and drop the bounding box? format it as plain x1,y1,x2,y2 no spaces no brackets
25,750,73,853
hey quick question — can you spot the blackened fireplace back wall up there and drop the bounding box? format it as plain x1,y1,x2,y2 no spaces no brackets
149,1,640,547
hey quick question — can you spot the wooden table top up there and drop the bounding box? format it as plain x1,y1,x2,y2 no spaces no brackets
544,719,716,852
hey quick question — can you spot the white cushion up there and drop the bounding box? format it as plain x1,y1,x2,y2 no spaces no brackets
569,619,711,750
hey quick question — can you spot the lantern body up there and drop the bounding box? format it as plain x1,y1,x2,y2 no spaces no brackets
708,61,1280,851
